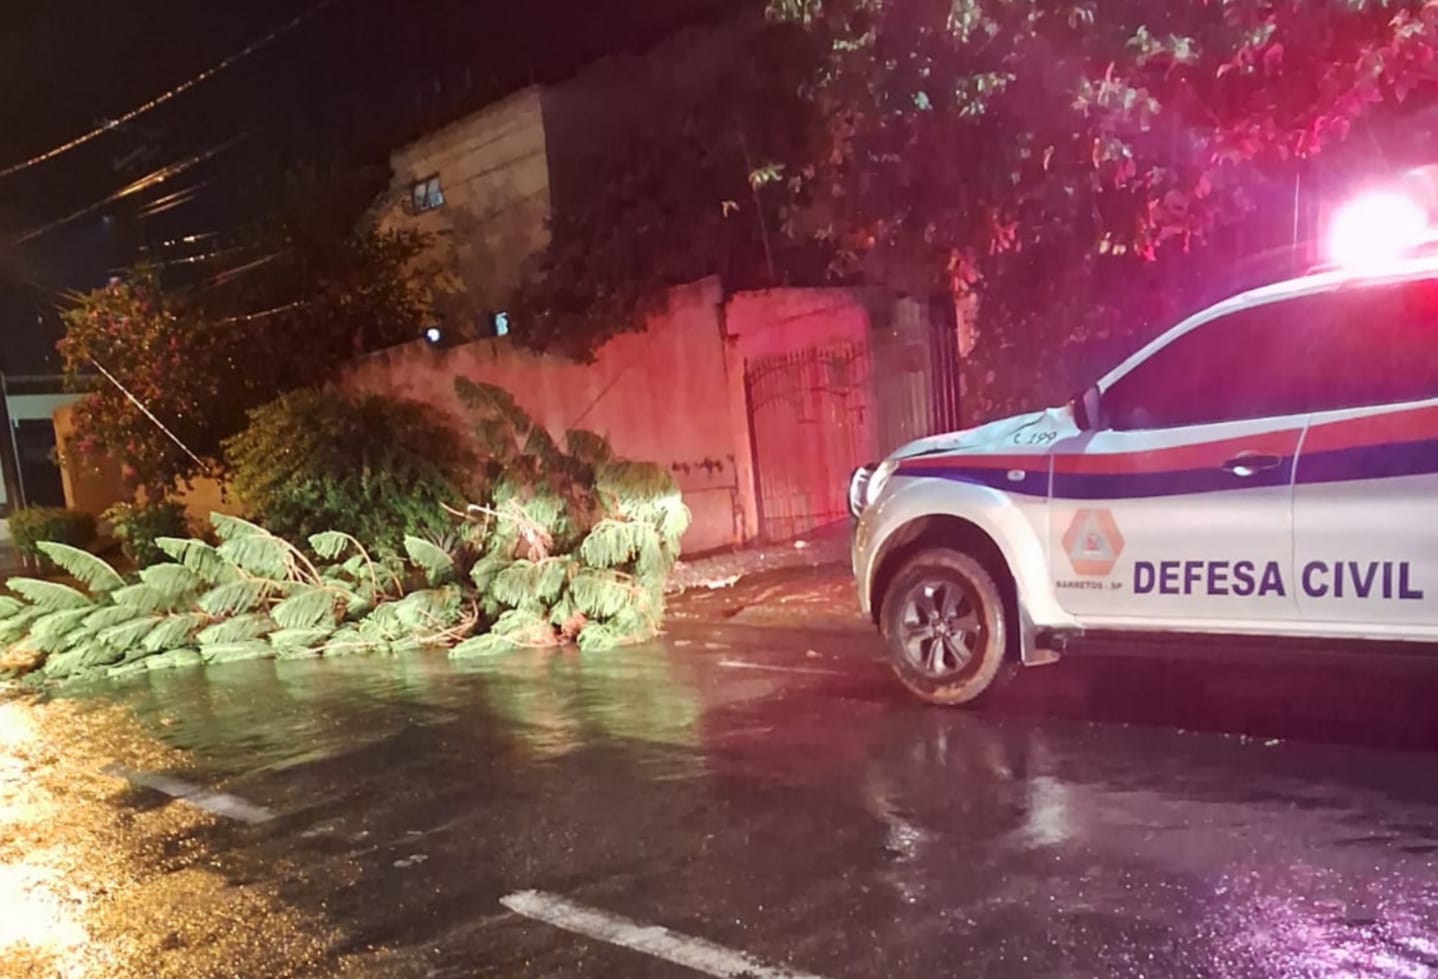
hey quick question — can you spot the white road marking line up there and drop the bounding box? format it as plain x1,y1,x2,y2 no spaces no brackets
715,659,853,678
103,765,275,824
500,890,828,979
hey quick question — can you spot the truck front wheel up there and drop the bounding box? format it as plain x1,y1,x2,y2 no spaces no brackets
879,548,1010,707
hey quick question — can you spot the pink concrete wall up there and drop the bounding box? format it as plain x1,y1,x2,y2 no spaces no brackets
725,289,872,361
341,277,748,554
340,281,881,554
53,402,127,518
56,281,880,556
174,478,246,527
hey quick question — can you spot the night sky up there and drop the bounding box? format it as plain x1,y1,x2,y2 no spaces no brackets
0,0,745,372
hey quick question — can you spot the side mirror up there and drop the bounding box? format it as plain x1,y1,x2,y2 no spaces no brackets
1073,385,1102,432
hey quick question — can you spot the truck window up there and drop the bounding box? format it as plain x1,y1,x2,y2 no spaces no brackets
1102,300,1309,430
1300,279,1438,413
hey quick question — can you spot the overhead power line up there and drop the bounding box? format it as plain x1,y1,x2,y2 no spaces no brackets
216,299,306,324
13,135,246,244
0,0,343,182
205,250,280,287
89,357,212,475
134,180,210,220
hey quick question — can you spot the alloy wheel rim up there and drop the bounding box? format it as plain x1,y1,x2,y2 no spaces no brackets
898,578,983,678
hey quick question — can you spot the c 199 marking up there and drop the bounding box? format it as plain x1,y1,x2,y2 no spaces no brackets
1012,430,1057,446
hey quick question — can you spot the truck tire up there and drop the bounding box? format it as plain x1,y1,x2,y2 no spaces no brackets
879,548,1010,707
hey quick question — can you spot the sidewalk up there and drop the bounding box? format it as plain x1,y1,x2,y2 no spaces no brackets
666,521,850,593
667,522,868,632
669,563,867,630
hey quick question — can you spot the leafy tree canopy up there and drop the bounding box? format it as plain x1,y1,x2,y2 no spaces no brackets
768,0,1438,290
508,17,832,359
223,388,473,552
765,0,1438,417
58,165,451,495
505,1,1438,375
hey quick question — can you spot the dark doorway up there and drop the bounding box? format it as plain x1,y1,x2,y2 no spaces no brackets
14,420,66,508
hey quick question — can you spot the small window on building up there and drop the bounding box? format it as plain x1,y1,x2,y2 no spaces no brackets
409,174,444,214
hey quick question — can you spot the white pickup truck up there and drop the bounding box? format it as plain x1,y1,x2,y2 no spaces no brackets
849,251,1438,705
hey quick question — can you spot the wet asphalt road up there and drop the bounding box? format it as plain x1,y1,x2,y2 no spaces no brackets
6,620,1438,978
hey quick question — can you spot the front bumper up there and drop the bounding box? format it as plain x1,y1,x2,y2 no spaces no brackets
851,508,877,619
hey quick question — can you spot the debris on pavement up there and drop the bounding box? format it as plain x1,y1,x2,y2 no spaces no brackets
665,523,849,594
668,563,867,632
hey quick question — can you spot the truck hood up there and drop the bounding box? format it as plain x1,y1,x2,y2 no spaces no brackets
887,406,1070,461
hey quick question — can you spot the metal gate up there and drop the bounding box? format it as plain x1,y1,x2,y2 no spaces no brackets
745,341,875,542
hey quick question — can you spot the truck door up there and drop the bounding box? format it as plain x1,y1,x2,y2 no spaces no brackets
1049,298,1310,626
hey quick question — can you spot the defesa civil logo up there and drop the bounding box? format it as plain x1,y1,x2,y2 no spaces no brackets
1062,508,1125,577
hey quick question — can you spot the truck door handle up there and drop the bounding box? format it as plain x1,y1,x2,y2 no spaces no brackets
1221,452,1282,478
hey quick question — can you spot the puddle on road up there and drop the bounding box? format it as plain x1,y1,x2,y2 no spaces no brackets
63,645,714,775
0,694,336,978
9,639,1438,978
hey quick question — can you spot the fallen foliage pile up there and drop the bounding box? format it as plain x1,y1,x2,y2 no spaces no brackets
1,403,690,683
